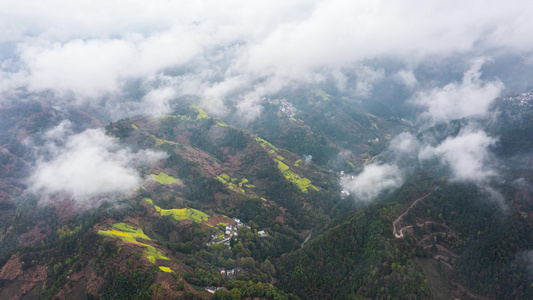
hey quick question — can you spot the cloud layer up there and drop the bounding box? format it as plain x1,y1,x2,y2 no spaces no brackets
345,58,503,202
1,0,532,116
1,0,529,205
29,124,167,202
411,57,504,125
341,164,404,202
419,126,497,182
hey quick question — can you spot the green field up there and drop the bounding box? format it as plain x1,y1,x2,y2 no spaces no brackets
275,159,318,192
216,176,227,184
277,160,290,171
311,89,331,101
144,198,210,223
255,137,279,151
151,172,180,184
158,266,174,273
216,174,250,194
195,108,209,119
239,178,248,187
98,223,169,264
216,120,228,127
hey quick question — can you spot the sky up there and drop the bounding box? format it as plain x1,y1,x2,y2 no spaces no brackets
1,0,532,203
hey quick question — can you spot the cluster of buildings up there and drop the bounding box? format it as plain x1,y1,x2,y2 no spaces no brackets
204,267,245,293
207,218,251,248
502,92,533,107
339,171,356,199
218,267,244,277
261,97,297,118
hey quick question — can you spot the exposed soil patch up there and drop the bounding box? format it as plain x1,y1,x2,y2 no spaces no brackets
205,215,234,227
18,221,51,247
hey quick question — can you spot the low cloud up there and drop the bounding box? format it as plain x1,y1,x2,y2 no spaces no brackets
341,163,404,202
235,96,263,124
418,125,497,182
410,57,505,125
389,132,420,156
304,154,313,166
353,65,384,98
29,125,167,203
1,1,532,119
394,70,417,88
142,86,176,116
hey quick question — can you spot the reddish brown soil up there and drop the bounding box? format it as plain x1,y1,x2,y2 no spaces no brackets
0,255,47,299
206,215,234,227
18,221,51,247
0,255,22,281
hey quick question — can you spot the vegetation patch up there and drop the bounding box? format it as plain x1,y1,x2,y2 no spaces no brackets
216,120,228,127
216,176,227,184
144,198,210,223
150,172,180,184
274,159,318,192
276,160,290,171
195,108,209,120
158,266,174,273
239,178,249,187
311,89,331,101
177,114,192,121
255,136,279,151
98,223,169,264
216,174,252,194
152,137,180,146
144,245,169,264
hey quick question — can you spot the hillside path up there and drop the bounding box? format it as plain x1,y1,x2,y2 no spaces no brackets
393,187,436,238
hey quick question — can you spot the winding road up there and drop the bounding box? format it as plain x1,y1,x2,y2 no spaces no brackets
393,188,436,238
301,230,312,248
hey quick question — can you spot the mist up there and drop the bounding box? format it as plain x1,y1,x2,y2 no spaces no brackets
28,123,167,204
343,58,508,202
1,0,533,119
2,0,532,204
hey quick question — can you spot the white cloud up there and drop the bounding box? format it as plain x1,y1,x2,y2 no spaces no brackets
390,132,419,155
0,0,531,114
235,96,263,124
341,164,404,202
394,70,417,88
29,127,167,202
354,65,384,98
142,86,176,116
418,125,497,182
410,57,505,125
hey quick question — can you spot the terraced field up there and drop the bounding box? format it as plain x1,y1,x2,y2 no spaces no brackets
144,198,210,223
150,172,180,184
274,157,318,193
98,223,169,264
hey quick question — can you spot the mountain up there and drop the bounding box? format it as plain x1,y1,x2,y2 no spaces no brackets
0,89,531,299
